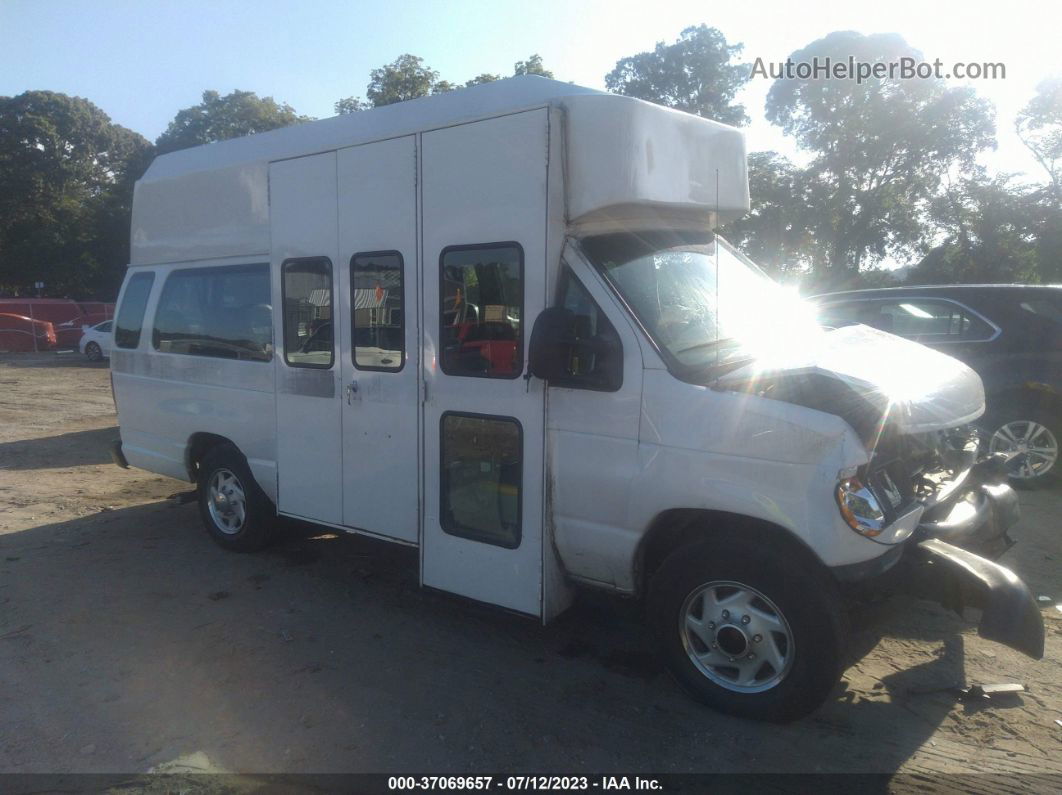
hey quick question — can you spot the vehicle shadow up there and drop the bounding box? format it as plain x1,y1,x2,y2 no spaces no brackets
0,501,1002,776
0,426,118,470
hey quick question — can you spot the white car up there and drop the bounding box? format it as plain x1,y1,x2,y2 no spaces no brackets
79,320,112,361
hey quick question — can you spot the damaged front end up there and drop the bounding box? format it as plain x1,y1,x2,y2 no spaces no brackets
715,326,1045,660
864,428,1044,659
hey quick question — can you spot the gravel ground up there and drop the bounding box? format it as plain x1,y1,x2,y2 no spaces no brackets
0,352,1059,786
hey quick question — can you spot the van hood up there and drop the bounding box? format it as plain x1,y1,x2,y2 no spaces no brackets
715,324,985,438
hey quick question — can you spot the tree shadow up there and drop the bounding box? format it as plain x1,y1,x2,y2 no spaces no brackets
0,426,118,470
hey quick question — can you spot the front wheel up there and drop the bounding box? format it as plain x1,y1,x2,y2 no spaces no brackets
85,341,102,362
196,443,276,551
648,541,846,722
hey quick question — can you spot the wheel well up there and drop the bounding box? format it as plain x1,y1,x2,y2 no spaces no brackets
185,433,234,481
635,509,827,598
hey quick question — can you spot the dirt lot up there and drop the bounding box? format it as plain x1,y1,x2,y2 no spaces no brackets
1,352,1060,783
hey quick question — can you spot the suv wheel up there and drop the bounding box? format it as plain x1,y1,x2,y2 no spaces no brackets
648,540,846,722
984,408,1060,488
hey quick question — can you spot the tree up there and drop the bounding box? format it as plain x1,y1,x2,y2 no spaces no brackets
765,31,996,279
366,54,442,107
155,90,308,154
0,90,153,297
605,25,749,125
908,170,1038,285
720,152,815,280
1016,77,1062,204
514,55,553,79
465,73,502,87
334,96,368,115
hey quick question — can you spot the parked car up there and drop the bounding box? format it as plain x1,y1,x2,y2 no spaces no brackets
79,319,113,361
0,312,56,352
0,298,114,348
810,285,1062,487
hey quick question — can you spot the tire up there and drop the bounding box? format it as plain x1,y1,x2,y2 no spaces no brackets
85,342,102,362
648,539,846,722
981,407,1061,489
196,443,277,551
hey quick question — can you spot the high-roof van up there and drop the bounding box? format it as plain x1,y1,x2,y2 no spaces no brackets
111,77,1043,721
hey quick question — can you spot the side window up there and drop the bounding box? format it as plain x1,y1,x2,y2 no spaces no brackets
98,321,112,333
440,243,523,378
552,268,623,391
874,300,993,341
820,299,993,342
152,264,272,362
352,251,404,371
282,257,333,368
440,413,521,549
114,272,155,349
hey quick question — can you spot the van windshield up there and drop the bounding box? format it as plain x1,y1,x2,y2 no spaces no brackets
581,231,820,373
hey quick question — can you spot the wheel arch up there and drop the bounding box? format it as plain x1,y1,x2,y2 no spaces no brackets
184,432,236,482
634,509,830,599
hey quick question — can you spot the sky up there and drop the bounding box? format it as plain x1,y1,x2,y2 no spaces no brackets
1,0,1059,182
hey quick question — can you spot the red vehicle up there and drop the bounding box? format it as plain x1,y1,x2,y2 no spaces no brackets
0,299,114,348
0,313,56,352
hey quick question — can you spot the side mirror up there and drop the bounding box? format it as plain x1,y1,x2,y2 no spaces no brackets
528,307,575,381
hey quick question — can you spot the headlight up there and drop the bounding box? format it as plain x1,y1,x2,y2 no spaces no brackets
836,476,885,537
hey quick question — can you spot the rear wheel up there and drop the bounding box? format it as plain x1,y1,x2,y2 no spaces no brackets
648,540,845,722
85,341,102,362
983,407,1060,488
196,443,276,551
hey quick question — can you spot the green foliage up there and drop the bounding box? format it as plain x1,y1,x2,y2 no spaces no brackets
720,152,815,280
340,53,556,113
513,55,553,79
1016,77,1062,202
605,25,749,126
366,54,442,107
0,90,153,297
334,96,368,115
765,32,996,278
156,90,309,154
465,73,502,88
909,170,1038,285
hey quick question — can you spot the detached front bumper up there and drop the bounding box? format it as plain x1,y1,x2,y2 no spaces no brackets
837,459,1045,660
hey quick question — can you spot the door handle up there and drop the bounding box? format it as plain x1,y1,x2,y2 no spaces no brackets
345,380,359,405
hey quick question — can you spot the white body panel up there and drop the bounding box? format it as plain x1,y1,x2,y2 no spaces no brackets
110,261,278,501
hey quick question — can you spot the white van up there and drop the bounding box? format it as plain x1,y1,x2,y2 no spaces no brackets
111,77,1043,721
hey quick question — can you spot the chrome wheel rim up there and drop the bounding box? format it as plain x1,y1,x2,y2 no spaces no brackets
680,580,795,694
207,468,246,534
86,343,100,360
989,420,1059,480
